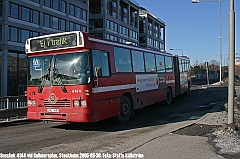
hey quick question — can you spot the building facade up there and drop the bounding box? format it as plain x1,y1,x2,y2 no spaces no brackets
0,0,165,97
139,7,165,51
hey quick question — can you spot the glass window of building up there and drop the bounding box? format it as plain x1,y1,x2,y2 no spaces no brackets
43,14,50,27
82,26,87,32
69,4,75,16
76,24,80,31
60,19,65,31
52,0,59,10
9,3,19,18
76,7,81,18
7,53,27,95
60,1,66,12
69,22,74,31
32,10,39,24
21,7,30,21
52,16,59,29
18,54,27,95
82,9,87,20
21,29,29,43
144,52,156,72
8,27,18,42
44,0,51,7
8,52,18,95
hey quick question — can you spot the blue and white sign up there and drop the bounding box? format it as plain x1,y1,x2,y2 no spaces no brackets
33,58,40,67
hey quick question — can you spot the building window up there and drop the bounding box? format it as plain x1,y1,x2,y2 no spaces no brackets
9,3,39,24
21,30,29,43
8,26,39,43
9,3,19,19
44,0,66,13
32,10,39,24
44,0,51,7
69,3,87,21
43,14,50,27
52,0,59,10
60,19,66,31
21,7,30,21
8,52,27,96
9,27,19,42
52,16,59,29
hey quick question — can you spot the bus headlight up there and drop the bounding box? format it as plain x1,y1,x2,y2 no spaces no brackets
81,100,87,107
28,100,36,106
32,100,36,106
73,100,80,107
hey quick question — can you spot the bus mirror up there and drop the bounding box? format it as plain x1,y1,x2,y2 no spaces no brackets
95,67,102,77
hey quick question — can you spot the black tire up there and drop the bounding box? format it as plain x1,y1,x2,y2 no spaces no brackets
116,96,132,123
165,88,172,106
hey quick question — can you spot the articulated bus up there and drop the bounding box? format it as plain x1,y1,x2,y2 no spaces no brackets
25,31,191,123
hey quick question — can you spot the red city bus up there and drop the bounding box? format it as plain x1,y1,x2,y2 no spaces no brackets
25,31,191,123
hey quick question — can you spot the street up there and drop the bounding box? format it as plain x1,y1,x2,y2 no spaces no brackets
0,81,228,158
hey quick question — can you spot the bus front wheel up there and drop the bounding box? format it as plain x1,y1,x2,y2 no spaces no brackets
116,96,132,123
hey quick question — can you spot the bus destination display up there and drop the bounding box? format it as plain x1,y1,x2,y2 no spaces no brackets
30,33,77,52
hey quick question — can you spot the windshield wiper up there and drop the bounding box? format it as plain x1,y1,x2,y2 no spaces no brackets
38,55,67,93
51,56,67,93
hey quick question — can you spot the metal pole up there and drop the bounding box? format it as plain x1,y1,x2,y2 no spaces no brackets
219,1,222,82
228,0,235,124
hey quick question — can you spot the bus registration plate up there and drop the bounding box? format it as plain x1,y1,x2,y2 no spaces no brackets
47,109,59,113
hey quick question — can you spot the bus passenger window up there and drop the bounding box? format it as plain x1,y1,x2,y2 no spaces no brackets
132,50,144,72
156,55,165,72
165,56,173,72
144,52,156,72
114,47,132,72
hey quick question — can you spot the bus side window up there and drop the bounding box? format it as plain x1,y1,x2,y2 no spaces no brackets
114,47,132,72
92,50,110,77
165,56,173,72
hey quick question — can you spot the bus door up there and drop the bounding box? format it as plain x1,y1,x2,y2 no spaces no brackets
173,55,181,96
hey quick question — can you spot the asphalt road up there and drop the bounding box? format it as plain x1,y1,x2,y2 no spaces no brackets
0,81,228,158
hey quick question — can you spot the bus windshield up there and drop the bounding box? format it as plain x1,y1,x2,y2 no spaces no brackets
28,51,90,86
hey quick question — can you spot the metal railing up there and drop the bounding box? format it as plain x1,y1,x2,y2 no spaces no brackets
0,95,27,120
0,95,27,110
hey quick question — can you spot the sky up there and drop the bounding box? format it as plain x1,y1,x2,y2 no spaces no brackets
136,0,240,65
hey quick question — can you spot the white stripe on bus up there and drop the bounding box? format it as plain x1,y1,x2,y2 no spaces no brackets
92,84,136,93
166,80,175,84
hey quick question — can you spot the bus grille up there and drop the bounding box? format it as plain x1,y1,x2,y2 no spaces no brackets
43,100,71,107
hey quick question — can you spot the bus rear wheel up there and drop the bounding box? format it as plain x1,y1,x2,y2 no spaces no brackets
116,96,132,123
165,88,172,106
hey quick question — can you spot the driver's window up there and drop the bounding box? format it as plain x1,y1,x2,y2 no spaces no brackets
92,50,110,77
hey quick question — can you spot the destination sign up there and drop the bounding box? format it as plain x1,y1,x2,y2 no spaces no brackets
30,33,77,52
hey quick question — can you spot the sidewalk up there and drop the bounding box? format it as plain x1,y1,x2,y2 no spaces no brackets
131,102,228,159
131,82,239,158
